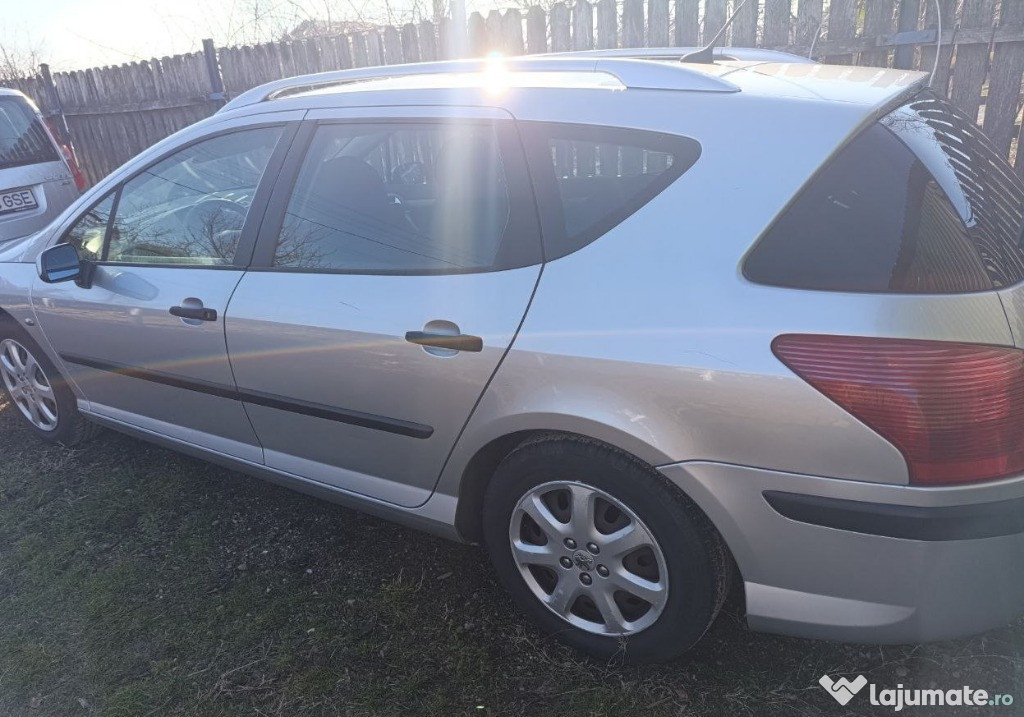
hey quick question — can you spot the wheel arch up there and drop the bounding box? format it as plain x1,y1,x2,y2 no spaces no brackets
450,414,675,543
451,421,723,552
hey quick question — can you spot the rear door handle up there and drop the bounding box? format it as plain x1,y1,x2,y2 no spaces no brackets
170,306,218,322
405,331,483,353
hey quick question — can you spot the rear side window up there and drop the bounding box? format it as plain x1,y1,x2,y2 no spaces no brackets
270,121,540,274
744,90,1024,293
521,123,701,260
0,96,59,171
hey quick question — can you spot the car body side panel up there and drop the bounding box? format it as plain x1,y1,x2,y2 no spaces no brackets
227,267,541,507
437,90,1014,499
0,161,79,242
33,267,264,462
0,262,59,361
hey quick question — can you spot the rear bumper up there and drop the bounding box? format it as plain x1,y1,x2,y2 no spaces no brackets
659,462,1024,644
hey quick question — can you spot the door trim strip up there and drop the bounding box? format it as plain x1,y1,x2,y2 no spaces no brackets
59,353,434,439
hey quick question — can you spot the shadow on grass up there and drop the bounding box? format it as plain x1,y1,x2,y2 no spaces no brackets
1,399,1023,716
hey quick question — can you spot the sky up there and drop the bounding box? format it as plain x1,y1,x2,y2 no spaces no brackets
4,0,510,72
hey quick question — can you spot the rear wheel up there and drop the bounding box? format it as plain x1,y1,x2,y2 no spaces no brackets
483,435,730,663
0,322,99,446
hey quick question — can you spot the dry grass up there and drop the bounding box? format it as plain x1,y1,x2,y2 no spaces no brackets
2,398,1024,716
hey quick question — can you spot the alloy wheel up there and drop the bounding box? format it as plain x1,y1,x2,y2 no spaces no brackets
0,338,59,432
508,480,669,636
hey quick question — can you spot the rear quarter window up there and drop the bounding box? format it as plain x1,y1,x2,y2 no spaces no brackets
520,123,701,260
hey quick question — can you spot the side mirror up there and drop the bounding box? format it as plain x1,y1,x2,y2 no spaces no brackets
38,243,93,288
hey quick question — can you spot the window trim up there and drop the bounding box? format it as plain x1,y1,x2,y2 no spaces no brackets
518,121,702,262
57,121,300,271
247,117,544,276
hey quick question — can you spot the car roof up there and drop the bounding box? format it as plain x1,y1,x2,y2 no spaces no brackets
221,49,928,116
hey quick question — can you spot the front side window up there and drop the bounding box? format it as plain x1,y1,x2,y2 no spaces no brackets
274,122,525,273
64,193,114,262
520,123,702,260
66,127,282,267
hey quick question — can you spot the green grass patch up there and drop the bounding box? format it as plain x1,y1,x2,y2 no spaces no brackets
2,398,1024,715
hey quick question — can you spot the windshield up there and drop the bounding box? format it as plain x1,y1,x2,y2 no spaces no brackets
0,95,60,171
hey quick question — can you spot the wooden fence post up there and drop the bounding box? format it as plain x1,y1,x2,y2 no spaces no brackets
573,0,595,50
486,10,504,52
504,10,526,55
795,0,824,51
674,0,699,46
38,64,71,145
596,0,618,49
450,0,468,57
648,0,669,47
861,0,896,67
468,12,487,56
622,0,644,48
526,6,547,53
950,0,996,122
892,0,919,69
418,21,437,61
201,39,226,106
824,0,858,63
731,0,759,47
383,26,403,64
920,0,954,91
551,3,571,51
986,0,1024,156
704,0,728,44
763,0,790,47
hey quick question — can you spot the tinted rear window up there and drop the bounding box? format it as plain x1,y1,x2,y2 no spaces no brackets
744,90,1024,293
0,96,59,171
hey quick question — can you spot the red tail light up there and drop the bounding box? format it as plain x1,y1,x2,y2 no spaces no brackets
772,334,1024,486
42,118,86,191
62,145,87,192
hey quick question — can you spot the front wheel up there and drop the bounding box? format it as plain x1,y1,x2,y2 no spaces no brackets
483,435,731,663
0,322,99,446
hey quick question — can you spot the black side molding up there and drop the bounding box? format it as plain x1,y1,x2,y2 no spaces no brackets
59,353,433,440
763,490,1024,541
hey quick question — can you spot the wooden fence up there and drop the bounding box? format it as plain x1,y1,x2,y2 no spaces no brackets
10,0,1024,186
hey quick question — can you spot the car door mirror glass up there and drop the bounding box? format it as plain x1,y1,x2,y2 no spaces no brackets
38,243,83,284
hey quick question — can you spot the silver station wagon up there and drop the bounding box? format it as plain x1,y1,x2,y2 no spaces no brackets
2,49,1024,663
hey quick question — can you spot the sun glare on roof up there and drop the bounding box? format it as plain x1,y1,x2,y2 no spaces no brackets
481,54,512,96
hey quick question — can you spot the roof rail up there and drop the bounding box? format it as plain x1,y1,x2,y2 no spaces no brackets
220,56,740,112
551,47,817,65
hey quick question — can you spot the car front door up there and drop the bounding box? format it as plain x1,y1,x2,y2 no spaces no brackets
32,120,297,462
224,108,543,506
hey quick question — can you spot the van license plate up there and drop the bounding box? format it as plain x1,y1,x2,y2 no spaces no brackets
0,188,38,216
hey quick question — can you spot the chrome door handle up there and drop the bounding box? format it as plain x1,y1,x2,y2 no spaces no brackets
405,331,482,352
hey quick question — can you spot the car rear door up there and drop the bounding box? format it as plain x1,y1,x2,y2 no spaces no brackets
32,118,300,462
0,93,78,242
224,107,543,507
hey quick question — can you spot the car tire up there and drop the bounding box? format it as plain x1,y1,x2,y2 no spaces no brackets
483,434,731,664
0,318,100,446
